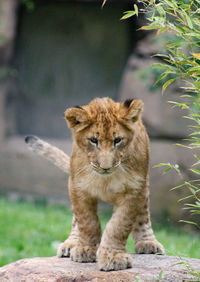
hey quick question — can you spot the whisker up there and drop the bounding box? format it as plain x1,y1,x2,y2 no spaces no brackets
90,162,99,169
120,163,131,174
75,164,91,176
113,161,121,168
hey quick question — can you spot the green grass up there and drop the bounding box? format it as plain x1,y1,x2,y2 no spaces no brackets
0,197,199,267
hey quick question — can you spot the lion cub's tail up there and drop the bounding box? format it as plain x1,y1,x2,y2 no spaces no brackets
25,135,69,174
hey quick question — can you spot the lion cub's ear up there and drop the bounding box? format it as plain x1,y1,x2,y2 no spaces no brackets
65,106,90,130
120,99,144,122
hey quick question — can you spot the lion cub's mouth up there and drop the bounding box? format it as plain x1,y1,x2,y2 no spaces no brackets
100,169,113,175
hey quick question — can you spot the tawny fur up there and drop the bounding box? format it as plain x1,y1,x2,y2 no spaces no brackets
25,97,164,271
25,135,69,173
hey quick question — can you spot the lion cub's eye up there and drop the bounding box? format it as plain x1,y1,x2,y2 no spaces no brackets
89,137,98,146
114,137,123,146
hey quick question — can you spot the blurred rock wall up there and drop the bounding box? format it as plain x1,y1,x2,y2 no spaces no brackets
0,0,18,145
0,1,197,225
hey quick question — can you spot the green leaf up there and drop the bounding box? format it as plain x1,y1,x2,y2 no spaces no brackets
186,203,200,208
155,72,169,85
170,183,186,191
158,270,164,280
152,63,174,71
157,26,169,34
140,22,160,30
174,164,180,173
187,66,200,72
191,114,200,117
194,154,200,161
175,25,185,33
164,0,176,8
153,163,171,168
168,101,189,110
163,167,172,174
153,54,170,59
190,131,200,136
151,10,155,21
178,194,194,202
166,42,181,48
190,168,200,175
179,220,199,228
134,4,139,17
185,13,193,29
157,5,166,17
162,78,175,93
120,11,136,20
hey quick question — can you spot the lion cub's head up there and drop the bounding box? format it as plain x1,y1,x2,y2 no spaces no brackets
65,97,143,176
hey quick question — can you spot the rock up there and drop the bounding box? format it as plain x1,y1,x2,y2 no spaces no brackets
0,0,19,144
0,0,18,63
134,32,164,57
0,85,6,146
0,255,199,281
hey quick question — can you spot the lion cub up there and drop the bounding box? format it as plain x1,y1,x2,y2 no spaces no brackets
57,97,164,271
25,97,164,271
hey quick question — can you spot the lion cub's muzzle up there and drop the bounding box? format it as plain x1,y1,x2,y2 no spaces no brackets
90,161,120,175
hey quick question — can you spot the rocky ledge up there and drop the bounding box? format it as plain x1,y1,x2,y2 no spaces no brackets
0,255,200,281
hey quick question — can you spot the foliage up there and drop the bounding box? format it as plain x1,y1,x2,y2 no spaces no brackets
120,4,139,20
0,197,199,266
154,162,181,175
127,0,200,228
20,0,35,11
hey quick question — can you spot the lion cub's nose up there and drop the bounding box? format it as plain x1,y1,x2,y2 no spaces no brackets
99,162,112,170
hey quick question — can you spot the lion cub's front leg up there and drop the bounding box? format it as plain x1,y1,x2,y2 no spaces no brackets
97,201,134,271
132,196,165,255
67,188,101,263
57,215,79,257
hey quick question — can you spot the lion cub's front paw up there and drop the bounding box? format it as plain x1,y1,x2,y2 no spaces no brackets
97,247,132,271
135,240,165,254
57,238,78,257
70,245,97,263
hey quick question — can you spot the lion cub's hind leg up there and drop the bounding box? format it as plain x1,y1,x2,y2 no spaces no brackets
57,216,79,257
132,199,165,255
